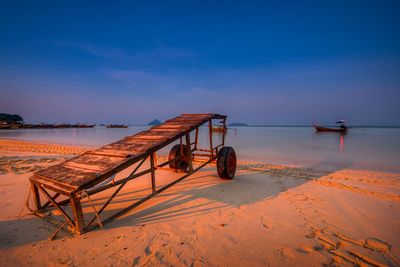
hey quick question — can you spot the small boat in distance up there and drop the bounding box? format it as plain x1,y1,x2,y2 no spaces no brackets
0,123,11,129
73,123,96,128
53,123,95,128
106,124,128,128
313,120,348,133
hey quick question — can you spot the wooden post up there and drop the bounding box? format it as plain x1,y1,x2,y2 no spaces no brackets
31,183,41,211
150,153,156,194
185,133,193,173
70,195,85,234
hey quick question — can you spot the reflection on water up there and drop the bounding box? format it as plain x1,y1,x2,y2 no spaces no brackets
339,134,345,153
315,131,346,153
224,127,400,172
1,126,399,172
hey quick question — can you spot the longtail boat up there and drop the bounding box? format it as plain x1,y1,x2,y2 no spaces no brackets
74,124,96,128
313,120,347,133
106,124,128,128
0,124,11,129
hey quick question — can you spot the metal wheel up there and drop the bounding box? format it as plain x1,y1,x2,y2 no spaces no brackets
168,144,189,171
217,146,236,179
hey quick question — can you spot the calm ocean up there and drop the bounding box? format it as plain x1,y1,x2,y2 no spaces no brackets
1,126,399,172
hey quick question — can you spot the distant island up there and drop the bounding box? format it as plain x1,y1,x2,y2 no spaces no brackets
0,113,23,123
148,119,161,126
228,122,248,127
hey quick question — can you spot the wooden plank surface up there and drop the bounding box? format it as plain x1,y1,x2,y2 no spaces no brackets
31,113,215,193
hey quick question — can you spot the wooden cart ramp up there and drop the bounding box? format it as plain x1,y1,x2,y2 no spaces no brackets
29,113,237,235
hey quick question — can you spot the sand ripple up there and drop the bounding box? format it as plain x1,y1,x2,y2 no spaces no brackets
0,139,91,155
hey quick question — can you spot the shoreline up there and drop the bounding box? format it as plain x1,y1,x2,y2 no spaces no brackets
0,138,399,266
0,138,94,155
1,137,399,174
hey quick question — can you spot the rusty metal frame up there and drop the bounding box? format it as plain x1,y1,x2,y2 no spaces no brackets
29,114,228,235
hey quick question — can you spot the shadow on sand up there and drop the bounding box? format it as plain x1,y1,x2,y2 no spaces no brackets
0,161,352,248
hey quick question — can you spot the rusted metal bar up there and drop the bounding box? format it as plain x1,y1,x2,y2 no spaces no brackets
87,156,148,195
185,133,193,173
195,144,222,152
51,196,75,207
85,180,127,230
208,120,213,161
192,153,215,157
153,152,158,169
42,192,60,209
192,158,216,164
214,144,224,150
222,117,227,147
37,185,75,227
156,154,184,168
97,159,212,229
86,168,152,196
155,166,176,171
196,148,212,152
179,137,183,157
194,128,199,150
83,154,151,230
150,153,156,194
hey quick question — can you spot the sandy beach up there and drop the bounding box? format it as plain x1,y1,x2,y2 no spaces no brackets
0,138,399,267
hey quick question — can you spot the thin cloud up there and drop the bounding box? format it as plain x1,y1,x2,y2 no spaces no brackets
131,43,197,64
52,41,127,60
52,41,197,67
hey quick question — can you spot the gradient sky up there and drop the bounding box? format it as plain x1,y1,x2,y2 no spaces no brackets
1,0,399,125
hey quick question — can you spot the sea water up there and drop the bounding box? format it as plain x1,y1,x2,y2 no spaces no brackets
1,126,399,172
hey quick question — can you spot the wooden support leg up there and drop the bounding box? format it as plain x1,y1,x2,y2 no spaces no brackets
150,153,156,194
31,183,41,211
185,133,193,173
153,152,158,169
70,195,85,234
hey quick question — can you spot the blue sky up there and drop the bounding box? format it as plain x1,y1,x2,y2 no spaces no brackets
1,0,399,125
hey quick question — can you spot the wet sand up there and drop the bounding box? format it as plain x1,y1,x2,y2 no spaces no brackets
0,138,399,266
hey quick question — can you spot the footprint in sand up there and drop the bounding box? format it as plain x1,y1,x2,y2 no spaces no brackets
364,238,390,252
276,246,297,260
135,231,190,266
296,245,313,254
260,216,273,229
308,227,397,267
